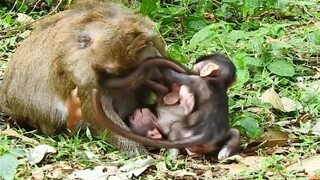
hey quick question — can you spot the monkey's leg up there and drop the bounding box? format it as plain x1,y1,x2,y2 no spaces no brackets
217,128,240,160
66,87,82,132
166,121,186,157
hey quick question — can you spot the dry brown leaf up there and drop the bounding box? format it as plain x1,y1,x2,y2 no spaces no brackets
244,128,290,153
294,113,313,125
306,22,320,29
168,169,197,177
0,128,39,144
260,128,289,140
266,147,288,155
286,154,320,173
219,156,264,175
28,162,74,180
312,72,320,79
218,163,247,174
242,156,264,169
260,87,285,112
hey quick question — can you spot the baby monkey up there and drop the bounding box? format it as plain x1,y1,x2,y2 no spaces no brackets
92,54,240,160
128,54,239,159
129,83,194,140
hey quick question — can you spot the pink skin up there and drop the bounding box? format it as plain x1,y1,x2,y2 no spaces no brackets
129,108,162,139
130,84,195,141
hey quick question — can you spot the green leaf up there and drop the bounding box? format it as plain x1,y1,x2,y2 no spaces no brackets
86,127,92,141
244,56,264,67
250,36,264,53
168,44,187,64
267,60,295,77
239,117,261,138
0,154,19,180
270,41,292,51
140,0,159,16
236,69,250,84
184,16,207,31
9,148,29,158
189,24,216,49
225,30,248,42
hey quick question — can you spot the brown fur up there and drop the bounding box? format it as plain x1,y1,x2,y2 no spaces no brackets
0,2,166,156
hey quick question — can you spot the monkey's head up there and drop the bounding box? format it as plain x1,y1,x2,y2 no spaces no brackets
89,10,166,75
129,108,162,139
193,54,236,88
65,4,167,87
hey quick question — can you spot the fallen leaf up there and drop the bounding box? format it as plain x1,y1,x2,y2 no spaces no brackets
0,128,39,144
312,72,320,79
218,156,264,175
286,154,320,173
68,166,117,180
266,147,288,155
293,113,312,126
16,13,34,24
110,156,155,179
28,145,56,165
218,163,247,174
169,169,197,177
244,128,291,153
84,151,96,159
29,162,74,180
281,97,302,112
260,128,289,140
119,156,155,172
156,161,168,172
242,156,264,169
260,87,285,112
311,119,320,135
306,22,320,29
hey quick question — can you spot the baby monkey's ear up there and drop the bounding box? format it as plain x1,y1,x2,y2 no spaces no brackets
199,62,220,77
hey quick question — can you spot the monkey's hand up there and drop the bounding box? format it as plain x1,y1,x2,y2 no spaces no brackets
179,85,194,115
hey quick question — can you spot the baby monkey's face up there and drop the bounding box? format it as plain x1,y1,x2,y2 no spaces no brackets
129,108,162,139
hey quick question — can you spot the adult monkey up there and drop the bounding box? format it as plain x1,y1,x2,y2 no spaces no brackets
0,2,169,156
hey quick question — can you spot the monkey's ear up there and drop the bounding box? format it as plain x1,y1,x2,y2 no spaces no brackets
77,33,91,49
163,92,179,105
199,63,219,77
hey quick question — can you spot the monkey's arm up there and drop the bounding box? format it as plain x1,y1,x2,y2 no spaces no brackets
162,69,199,87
